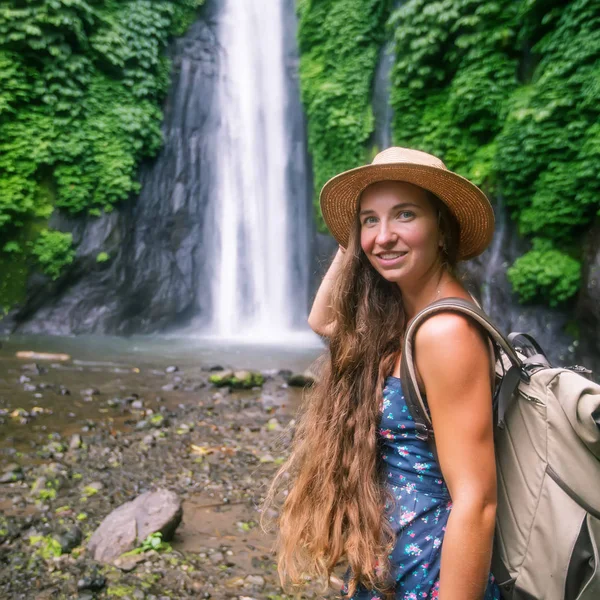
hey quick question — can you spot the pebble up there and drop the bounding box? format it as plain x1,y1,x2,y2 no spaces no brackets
244,575,265,588
69,434,82,450
77,571,106,591
81,388,100,397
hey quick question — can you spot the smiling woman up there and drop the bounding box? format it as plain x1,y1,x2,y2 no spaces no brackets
265,147,502,600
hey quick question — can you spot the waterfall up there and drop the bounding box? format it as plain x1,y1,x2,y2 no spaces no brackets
481,194,508,315
371,39,396,150
204,0,312,342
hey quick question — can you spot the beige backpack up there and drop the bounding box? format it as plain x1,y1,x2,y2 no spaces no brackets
400,298,600,600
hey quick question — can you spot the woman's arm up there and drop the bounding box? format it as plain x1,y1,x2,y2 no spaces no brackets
414,313,496,600
307,247,345,337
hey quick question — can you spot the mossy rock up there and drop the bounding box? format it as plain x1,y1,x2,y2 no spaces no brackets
230,370,264,389
287,371,316,388
208,369,264,389
208,370,234,387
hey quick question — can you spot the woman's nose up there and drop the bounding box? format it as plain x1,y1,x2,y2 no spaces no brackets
375,222,397,246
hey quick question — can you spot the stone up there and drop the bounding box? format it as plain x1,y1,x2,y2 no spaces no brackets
113,552,147,572
77,569,106,591
69,434,82,450
0,470,22,484
244,575,265,588
81,388,100,397
209,551,224,564
131,400,144,410
208,370,233,387
287,370,316,387
84,481,104,495
266,418,282,432
30,476,48,497
57,525,83,553
87,489,182,563
165,365,179,373
209,370,265,389
149,414,165,428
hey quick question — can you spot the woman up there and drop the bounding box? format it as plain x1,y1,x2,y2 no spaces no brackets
265,148,501,599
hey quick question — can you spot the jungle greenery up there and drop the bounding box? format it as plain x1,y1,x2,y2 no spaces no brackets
296,0,391,232
0,0,202,311
1,0,597,312
298,0,599,306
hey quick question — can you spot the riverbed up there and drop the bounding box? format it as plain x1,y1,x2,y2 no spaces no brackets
0,333,342,600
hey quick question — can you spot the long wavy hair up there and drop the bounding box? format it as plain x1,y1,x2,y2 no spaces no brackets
263,190,460,598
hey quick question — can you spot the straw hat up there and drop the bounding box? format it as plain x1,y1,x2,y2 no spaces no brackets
319,147,495,261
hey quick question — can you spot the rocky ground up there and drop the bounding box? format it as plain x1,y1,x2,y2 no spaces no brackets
0,354,339,599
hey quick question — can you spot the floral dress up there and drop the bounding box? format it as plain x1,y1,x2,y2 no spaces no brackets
342,376,502,600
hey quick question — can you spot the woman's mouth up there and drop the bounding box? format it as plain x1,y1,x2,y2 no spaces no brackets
375,251,408,267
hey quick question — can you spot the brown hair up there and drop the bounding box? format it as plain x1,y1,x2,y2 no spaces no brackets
263,187,460,597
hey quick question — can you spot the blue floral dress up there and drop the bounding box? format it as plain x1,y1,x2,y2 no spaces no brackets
342,376,501,600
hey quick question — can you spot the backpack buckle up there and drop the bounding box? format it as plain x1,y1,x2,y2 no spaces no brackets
519,367,531,383
415,422,430,441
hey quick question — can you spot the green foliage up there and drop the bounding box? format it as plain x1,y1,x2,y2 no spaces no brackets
385,0,599,305
29,534,62,559
507,239,582,307
96,251,109,263
123,532,172,556
30,230,75,279
296,0,391,231
0,0,203,307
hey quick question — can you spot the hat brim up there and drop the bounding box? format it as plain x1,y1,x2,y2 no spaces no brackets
319,162,495,261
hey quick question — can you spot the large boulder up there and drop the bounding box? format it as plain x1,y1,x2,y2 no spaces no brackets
87,489,182,564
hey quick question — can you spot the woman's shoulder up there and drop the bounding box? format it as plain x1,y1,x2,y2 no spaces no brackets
413,295,490,376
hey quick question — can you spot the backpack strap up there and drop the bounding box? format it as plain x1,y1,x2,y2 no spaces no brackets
400,298,526,442
508,332,552,368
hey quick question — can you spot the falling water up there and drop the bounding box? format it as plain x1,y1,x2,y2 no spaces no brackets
371,38,396,150
207,0,310,342
481,193,508,315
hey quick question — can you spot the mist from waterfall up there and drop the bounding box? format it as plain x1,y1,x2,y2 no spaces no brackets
205,0,313,344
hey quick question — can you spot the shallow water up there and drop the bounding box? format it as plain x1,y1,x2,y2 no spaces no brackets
0,333,324,461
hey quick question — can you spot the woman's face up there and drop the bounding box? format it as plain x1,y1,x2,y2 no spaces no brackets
359,181,442,286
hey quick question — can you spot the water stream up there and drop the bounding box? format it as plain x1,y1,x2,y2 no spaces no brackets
205,0,311,342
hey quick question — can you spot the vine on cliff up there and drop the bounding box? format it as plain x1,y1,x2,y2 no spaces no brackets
0,0,203,309
388,0,600,305
296,0,391,232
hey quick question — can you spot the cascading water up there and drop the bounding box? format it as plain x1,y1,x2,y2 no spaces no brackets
481,193,508,315
371,38,396,150
205,0,312,342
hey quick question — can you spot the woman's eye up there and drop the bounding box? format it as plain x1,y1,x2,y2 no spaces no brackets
397,210,415,220
363,216,378,225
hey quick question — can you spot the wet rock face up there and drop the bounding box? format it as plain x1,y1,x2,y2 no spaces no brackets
2,15,220,336
460,197,582,369
576,220,600,374
88,489,182,564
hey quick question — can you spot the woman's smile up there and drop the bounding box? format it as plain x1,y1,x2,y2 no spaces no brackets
375,250,408,268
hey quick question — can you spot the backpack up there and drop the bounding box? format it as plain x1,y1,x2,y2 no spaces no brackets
399,298,600,600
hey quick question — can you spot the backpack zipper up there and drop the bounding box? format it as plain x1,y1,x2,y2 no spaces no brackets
546,464,600,520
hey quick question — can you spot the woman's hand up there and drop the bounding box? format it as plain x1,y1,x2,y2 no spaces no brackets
414,313,497,600
307,246,346,337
